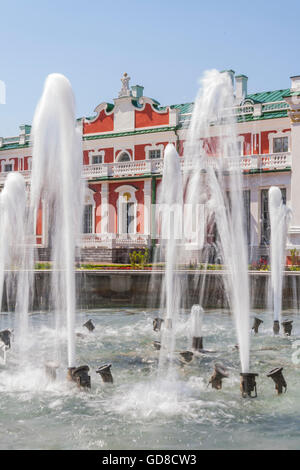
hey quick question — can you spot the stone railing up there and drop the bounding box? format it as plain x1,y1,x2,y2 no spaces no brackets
0,152,291,185
0,169,31,183
80,233,151,248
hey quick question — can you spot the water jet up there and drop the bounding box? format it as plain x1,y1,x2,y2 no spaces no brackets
45,361,59,381
273,321,280,335
267,367,287,394
240,373,258,398
96,363,113,383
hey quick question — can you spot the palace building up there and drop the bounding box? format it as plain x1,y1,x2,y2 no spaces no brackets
1,71,300,263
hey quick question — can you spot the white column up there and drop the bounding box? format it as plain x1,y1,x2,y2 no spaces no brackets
250,186,259,261
143,179,151,236
101,183,109,233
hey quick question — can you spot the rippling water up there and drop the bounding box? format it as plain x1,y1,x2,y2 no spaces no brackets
0,308,299,449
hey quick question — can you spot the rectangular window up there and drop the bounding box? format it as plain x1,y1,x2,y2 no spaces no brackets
4,164,13,172
149,149,161,159
83,205,93,234
273,136,288,153
260,188,286,245
92,155,103,164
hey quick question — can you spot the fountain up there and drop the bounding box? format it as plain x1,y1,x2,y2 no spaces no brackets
183,69,255,395
0,69,298,450
30,73,84,375
268,186,292,334
156,143,183,371
190,304,204,351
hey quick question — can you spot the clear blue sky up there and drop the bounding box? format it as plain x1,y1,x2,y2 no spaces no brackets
1,0,299,137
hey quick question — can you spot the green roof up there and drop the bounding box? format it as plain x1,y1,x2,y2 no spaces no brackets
246,88,290,103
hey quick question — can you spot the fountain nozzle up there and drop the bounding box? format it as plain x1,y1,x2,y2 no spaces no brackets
209,363,229,390
179,351,194,363
153,318,164,332
96,363,113,383
252,317,263,334
281,321,293,336
192,336,203,351
83,319,95,332
153,341,161,350
240,372,258,398
267,367,287,394
0,329,12,349
273,320,280,335
67,365,91,389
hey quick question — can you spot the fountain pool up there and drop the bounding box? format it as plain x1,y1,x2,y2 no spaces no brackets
0,308,299,450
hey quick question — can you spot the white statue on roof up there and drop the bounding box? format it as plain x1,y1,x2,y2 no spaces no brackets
119,73,132,98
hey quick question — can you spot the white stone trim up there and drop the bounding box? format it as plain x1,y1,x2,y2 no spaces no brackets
84,102,114,126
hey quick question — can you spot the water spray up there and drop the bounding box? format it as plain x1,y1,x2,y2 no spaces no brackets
190,305,204,351
267,367,287,394
45,361,59,381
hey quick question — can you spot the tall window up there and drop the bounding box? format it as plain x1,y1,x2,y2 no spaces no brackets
4,164,12,172
273,136,288,153
83,205,93,234
260,188,286,245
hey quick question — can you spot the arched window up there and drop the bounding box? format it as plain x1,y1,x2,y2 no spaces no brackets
117,151,131,162
115,185,137,234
